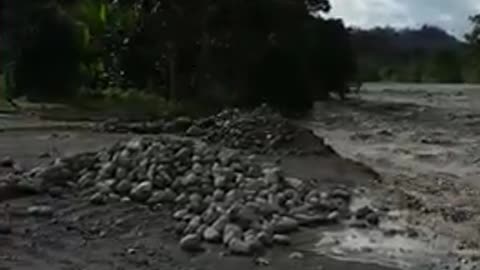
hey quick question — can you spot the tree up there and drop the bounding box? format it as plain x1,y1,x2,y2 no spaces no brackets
4,0,357,112
464,15,480,82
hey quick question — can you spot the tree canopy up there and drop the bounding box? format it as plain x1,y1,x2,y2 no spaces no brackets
2,0,356,112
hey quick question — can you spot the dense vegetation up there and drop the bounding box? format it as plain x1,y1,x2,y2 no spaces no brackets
1,0,356,113
351,25,464,83
351,21,480,83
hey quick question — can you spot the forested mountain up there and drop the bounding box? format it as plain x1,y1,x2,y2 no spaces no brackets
350,25,467,82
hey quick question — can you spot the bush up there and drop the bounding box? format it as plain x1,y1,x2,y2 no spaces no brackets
74,88,187,120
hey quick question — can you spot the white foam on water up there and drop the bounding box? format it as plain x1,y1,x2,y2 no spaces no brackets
312,227,459,269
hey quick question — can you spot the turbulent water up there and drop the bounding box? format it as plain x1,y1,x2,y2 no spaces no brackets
301,83,480,270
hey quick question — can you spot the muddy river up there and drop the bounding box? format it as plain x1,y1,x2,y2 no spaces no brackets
301,83,480,269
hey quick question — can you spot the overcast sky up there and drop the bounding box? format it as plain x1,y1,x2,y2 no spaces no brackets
328,0,480,38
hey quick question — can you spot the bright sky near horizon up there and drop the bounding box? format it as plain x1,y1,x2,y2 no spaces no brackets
328,0,480,38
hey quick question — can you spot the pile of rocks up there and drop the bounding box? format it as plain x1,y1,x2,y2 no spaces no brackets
3,136,371,255
187,106,300,154
96,105,307,154
96,116,193,134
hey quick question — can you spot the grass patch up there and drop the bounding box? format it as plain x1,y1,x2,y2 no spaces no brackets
36,88,191,122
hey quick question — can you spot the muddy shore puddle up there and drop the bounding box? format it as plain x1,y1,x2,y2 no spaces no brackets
312,227,458,269
297,86,480,269
310,195,476,270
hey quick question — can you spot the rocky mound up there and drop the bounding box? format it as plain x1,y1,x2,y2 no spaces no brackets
96,105,332,155
1,136,379,255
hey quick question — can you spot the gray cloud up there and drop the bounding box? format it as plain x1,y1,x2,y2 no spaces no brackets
328,0,480,38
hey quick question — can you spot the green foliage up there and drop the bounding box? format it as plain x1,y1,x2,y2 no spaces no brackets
4,0,356,113
464,15,480,83
352,25,465,83
74,87,187,119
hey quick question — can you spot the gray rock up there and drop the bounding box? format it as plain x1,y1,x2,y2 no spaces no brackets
355,206,375,220
103,179,117,188
163,188,177,202
153,171,172,187
192,155,202,163
98,162,115,178
349,219,369,228
175,193,189,204
189,193,203,204
330,188,351,202
175,147,191,160
0,156,14,167
186,125,203,136
225,189,243,205
263,167,282,185
182,173,198,186
180,234,204,252
138,158,149,170
184,215,202,234
212,162,222,175
38,164,73,186
146,166,156,181
255,197,277,216
228,238,252,255
211,214,229,232
366,212,380,226
117,150,131,167
129,181,153,201
126,138,143,151
214,175,228,189
115,167,127,179
223,223,243,245
173,209,189,220
147,190,167,204
78,172,95,188
27,205,54,217
90,192,107,205
203,226,221,242
218,149,239,165
244,230,264,252
196,224,207,236
273,216,299,233
289,203,313,215
172,116,193,132
115,179,132,195
149,189,176,204
202,205,219,224
273,234,291,245
107,193,121,203
289,252,304,260
95,181,113,194
234,205,260,229
257,231,273,246
243,178,266,191
255,257,270,266
192,163,203,174
213,189,225,201
328,211,340,222
284,177,304,190
293,213,329,226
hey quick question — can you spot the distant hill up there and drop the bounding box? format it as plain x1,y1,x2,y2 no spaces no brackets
350,25,465,82
350,25,461,54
